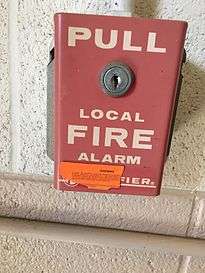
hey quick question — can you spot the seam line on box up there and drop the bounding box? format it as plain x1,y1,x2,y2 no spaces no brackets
9,0,21,172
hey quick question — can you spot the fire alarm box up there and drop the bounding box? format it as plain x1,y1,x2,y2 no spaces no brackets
47,13,187,196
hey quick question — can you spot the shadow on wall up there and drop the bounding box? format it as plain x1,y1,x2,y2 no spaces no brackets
164,62,205,190
134,0,160,18
175,63,205,131
134,0,205,189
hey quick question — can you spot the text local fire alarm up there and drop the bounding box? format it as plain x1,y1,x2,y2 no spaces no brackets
47,13,187,196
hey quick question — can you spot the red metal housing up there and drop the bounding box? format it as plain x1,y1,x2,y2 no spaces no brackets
53,13,187,196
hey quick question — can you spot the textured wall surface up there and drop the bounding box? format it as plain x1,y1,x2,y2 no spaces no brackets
0,175,195,236
5,0,204,191
160,0,205,191
0,234,181,273
1,174,205,272
0,0,10,171
0,0,205,272
188,257,205,273
1,232,205,273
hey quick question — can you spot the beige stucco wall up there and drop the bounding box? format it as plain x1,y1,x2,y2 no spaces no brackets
0,0,205,272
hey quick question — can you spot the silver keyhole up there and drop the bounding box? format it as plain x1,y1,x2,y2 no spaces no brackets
100,62,134,97
111,75,122,90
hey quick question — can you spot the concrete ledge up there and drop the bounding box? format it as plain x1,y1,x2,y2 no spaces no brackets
0,217,205,257
1,173,205,239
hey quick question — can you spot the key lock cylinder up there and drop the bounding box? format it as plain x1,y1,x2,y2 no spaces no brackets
100,62,134,97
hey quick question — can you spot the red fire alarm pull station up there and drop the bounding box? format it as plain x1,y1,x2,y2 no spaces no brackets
47,13,187,196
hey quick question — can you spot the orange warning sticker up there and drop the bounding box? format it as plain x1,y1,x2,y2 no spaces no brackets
59,162,124,190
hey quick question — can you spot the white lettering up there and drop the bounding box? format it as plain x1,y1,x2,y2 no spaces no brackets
90,153,100,162
80,109,89,119
132,178,140,184
121,112,132,122
147,32,166,53
123,31,142,51
135,113,144,123
68,28,167,54
106,110,119,121
95,29,118,49
102,154,113,163
68,125,87,144
91,109,104,120
115,155,126,164
142,178,151,185
79,109,145,123
105,128,128,148
68,27,91,47
132,129,154,149
93,127,100,146
78,153,89,161
126,156,141,165
77,153,142,165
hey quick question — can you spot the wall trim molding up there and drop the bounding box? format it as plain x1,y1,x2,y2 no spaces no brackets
1,172,205,197
0,216,205,257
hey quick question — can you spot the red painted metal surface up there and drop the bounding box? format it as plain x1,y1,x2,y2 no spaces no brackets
54,13,187,196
